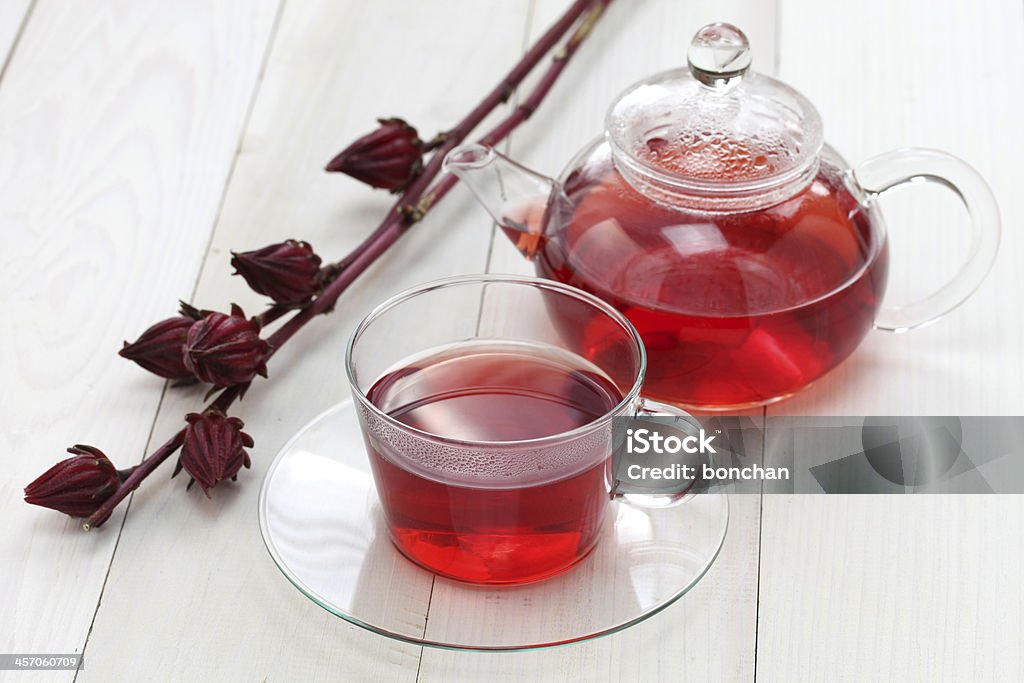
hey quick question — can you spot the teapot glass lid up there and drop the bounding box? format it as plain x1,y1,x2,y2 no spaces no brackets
605,23,824,209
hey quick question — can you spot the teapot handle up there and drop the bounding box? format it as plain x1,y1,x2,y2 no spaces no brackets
852,149,1000,332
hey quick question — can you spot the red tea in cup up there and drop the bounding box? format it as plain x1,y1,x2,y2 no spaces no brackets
362,340,622,585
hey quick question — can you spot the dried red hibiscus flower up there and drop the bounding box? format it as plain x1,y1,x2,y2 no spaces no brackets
119,304,203,381
24,445,127,521
231,240,323,305
326,117,424,192
183,304,271,388
174,410,254,495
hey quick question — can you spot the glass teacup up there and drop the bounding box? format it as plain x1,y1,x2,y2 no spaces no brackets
346,274,691,585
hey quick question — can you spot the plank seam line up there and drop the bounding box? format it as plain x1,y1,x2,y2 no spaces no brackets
757,8,780,676
72,381,171,683
420,0,533,676
414,577,436,681
0,0,40,86
189,0,289,306
483,0,535,278
772,0,782,78
752,405,767,683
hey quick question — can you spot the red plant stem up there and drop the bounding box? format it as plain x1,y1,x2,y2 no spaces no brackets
81,387,240,531
277,0,614,318
260,2,605,328
81,432,181,530
332,0,605,263
84,0,613,530
405,0,595,192
415,0,612,214
269,0,613,349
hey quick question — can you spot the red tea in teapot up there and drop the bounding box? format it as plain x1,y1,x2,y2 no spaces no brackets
535,150,889,408
364,341,621,584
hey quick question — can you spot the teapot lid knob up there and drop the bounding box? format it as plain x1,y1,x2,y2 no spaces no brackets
687,22,751,87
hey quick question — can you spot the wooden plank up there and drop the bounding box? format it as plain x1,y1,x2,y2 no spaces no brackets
0,1,280,681
417,497,762,682
765,0,1024,416
758,496,1024,682
759,1,1024,680
0,0,32,79
75,2,532,681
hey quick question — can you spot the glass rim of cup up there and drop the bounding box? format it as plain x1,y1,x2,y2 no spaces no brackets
344,273,648,448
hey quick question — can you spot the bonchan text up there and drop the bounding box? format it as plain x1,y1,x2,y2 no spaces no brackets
626,463,791,481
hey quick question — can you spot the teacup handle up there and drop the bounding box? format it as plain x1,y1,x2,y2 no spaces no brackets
852,148,1000,332
613,398,706,508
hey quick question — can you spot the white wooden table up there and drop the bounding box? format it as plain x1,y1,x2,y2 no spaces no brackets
2,1,1022,681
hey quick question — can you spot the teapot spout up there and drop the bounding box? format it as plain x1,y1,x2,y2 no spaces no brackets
443,144,563,259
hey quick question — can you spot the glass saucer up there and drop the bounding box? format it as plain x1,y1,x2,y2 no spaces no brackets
258,400,729,651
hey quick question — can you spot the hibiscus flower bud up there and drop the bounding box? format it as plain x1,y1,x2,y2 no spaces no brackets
183,304,270,388
24,445,125,519
119,304,203,380
174,411,254,495
326,117,424,192
230,240,323,304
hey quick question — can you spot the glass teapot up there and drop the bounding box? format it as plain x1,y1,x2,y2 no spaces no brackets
443,22,1000,410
